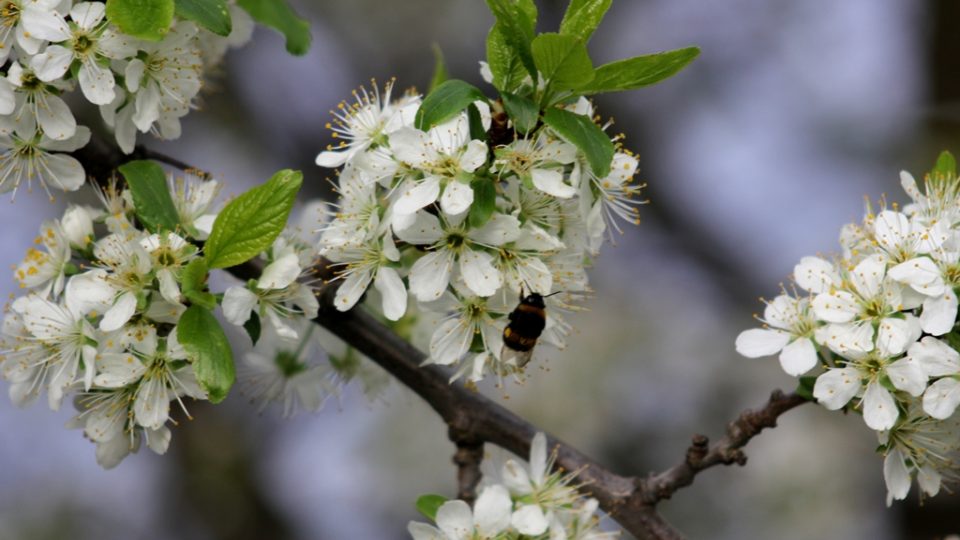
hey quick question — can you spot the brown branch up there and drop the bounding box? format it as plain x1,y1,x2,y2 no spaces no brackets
639,390,809,503
450,427,484,505
70,138,811,540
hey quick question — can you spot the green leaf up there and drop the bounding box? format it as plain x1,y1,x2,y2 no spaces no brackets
543,107,613,177
175,0,231,36
243,311,262,345
204,170,303,269
429,43,449,93
106,0,175,41
932,151,956,180
559,0,612,43
484,0,537,80
415,80,488,131
467,104,487,142
118,160,181,234
531,33,594,91
237,0,311,55
469,178,497,228
181,258,216,309
500,91,538,133
581,47,700,95
416,494,447,521
796,376,816,402
179,305,235,403
486,24,529,92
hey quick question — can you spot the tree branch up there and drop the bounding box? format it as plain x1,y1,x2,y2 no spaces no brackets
70,139,811,540
450,427,484,505
639,390,808,504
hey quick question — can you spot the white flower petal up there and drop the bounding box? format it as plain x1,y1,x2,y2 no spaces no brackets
78,62,116,105
429,318,472,365
876,315,921,358
125,58,145,93
907,336,960,377
70,1,106,29
511,505,549,536
374,267,407,321
409,250,453,301
157,268,181,304
315,149,351,168
0,79,13,116
531,168,576,198
390,127,434,168
145,426,171,455
530,431,547,483
917,465,942,497
734,328,790,358
888,257,945,296
65,269,115,316
334,269,373,312
41,153,86,192
459,140,488,172
394,177,441,215
920,288,958,336
473,485,512,536
21,7,71,42
394,210,443,243
811,290,858,323
849,254,886,299
440,180,474,216
30,45,73,83
221,286,258,326
407,522,445,540
874,210,911,254
862,380,899,431
778,338,817,376
258,253,301,289
93,353,146,388
794,256,839,294
501,458,533,495
469,213,522,246
459,249,501,297
883,448,912,504
436,500,473,540
922,378,960,419
885,357,927,397
100,291,137,332
813,367,861,410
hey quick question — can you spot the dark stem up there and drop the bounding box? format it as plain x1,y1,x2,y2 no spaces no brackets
70,139,811,540
450,427,484,505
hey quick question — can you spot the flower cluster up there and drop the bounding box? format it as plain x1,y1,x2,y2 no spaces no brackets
0,172,343,467
408,433,618,539
736,155,960,503
316,79,643,383
0,0,252,199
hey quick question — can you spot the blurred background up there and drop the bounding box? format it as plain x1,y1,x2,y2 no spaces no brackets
1,0,959,538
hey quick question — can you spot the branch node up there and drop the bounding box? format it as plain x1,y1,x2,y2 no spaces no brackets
685,434,709,467
449,427,484,505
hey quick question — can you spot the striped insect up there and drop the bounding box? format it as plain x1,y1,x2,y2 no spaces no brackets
501,290,561,368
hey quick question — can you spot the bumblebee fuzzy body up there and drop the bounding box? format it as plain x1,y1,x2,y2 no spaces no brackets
502,293,547,367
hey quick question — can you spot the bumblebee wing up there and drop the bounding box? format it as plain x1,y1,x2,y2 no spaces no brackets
500,345,534,370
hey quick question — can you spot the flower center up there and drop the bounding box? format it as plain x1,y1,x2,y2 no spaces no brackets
72,33,95,56
274,350,307,377
0,2,19,26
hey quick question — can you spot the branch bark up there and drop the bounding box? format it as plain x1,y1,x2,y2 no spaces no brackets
70,138,811,540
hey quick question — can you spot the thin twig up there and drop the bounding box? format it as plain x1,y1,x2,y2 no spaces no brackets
639,390,809,503
70,139,812,540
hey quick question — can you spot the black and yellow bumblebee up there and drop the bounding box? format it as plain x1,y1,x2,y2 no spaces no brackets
502,291,560,368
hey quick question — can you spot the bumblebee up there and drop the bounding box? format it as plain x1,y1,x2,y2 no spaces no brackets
502,291,555,368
